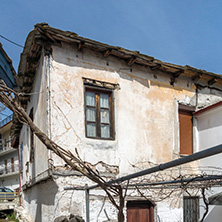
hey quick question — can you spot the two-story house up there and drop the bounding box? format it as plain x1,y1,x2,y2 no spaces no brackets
12,23,222,222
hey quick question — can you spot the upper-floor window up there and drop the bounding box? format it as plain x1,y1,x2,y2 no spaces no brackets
179,108,193,155
85,87,114,139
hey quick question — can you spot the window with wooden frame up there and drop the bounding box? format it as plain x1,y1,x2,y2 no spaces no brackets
179,109,193,155
85,87,114,139
183,196,199,222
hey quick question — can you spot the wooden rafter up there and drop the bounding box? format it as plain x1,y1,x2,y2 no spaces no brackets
192,74,202,82
78,41,85,50
150,64,161,71
170,71,183,86
103,49,112,58
208,78,217,86
127,56,137,66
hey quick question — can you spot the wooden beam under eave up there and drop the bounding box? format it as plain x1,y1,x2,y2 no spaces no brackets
173,70,183,78
192,74,202,82
128,56,137,66
78,41,85,50
208,78,217,86
170,71,183,86
150,64,161,71
103,49,112,58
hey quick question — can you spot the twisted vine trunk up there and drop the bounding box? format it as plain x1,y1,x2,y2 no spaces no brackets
118,187,125,222
0,81,126,222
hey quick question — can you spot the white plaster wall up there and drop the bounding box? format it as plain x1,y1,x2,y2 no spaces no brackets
20,55,49,185
195,105,222,221
0,174,19,190
49,43,198,173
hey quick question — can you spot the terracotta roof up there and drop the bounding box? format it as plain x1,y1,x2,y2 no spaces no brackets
13,23,222,139
18,23,222,94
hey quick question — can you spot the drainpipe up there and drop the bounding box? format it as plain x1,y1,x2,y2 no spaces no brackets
44,52,53,167
18,143,22,206
85,184,90,222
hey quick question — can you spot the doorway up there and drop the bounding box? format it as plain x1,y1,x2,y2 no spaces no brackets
127,200,154,222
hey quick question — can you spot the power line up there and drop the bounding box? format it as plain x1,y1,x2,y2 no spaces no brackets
0,34,24,48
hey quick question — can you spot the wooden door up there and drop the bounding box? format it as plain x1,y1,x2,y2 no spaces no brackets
127,201,154,222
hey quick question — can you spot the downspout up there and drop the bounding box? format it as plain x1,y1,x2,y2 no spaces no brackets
85,184,90,222
44,51,53,169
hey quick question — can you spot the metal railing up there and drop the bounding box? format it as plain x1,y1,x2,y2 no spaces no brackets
0,139,12,152
0,114,13,128
0,191,18,203
0,164,19,175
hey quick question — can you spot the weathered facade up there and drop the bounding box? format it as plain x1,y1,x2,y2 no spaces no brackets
14,23,222,222
194,102,222,222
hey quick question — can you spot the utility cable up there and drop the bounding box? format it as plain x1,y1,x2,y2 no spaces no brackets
0,34,24,48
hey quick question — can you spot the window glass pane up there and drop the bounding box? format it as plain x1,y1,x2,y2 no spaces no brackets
86,92,95,106
184,197,199,222
86,123,96,137
100,94,109,108
86,108,96,121
100,109,110,123
101,125,110,138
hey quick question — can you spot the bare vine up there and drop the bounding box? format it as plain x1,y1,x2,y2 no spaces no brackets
0,81,125,222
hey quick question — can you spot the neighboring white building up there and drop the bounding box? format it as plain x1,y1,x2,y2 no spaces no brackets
0,114,19,190
194,102,222,222
13,23,222,222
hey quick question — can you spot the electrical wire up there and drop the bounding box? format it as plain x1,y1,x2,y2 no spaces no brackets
0,34,24,48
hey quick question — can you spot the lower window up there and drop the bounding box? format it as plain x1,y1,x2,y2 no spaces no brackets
184,196,199,222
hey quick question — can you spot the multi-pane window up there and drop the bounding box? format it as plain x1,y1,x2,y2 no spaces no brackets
85,88,114,139
184,196,199,222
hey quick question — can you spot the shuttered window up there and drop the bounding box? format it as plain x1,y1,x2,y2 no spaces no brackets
179,109,193,155
184,196,199,222
85,88,114,139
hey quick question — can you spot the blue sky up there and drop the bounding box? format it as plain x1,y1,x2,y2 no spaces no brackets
1,1,222,75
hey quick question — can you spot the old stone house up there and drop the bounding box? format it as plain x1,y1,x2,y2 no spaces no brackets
12,23,222,222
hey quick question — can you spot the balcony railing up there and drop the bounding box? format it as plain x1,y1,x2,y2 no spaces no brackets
0,163,19,175
0,114,13,128
0,139,13,152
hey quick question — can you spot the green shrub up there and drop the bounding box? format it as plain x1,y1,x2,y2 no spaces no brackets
6,211,19,222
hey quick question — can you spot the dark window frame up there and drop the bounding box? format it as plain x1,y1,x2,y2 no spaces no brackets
183,196,199,222
84,86,114,140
